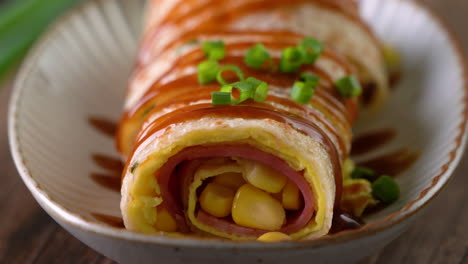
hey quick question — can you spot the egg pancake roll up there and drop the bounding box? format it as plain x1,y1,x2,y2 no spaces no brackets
118,0,388,240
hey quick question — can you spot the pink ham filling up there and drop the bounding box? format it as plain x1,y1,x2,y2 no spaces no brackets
155,144,315,236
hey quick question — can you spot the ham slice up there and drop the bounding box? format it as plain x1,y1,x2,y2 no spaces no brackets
154,144,315,236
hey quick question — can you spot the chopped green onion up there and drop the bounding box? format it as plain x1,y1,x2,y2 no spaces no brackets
253,81,269,102
335,75,362,98
371,175,400,204
197,60,219,84
211,92,232,105
240,77,269,102
279,47,304,73
220,84,253,104
300,73,320,88
216,65,245,85
244,43,272,69
213,77,269,105
130,162,140,173
203,40,225,60
298,38,324,64
351,167,377,181
291,81,315,104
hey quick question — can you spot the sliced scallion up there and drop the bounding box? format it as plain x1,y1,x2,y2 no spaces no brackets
241,77,269,102
212,77,269,105
291,81,315,104
197,60,219,84
216,65,245,85
220,83,253,104
244,43,272,69
298,37,324,64
203,40,225,60
211,91,232,105
253,81,269,102
335,75,362,98
279,47,304,73
300,73,320,88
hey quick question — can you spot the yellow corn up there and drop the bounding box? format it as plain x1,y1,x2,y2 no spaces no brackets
155,206,178,232
243,162,287,193
257,232,292,242
199,182,236,218
383,44,401,72
232,184,285,231
282,180,302,210
213,172,246,189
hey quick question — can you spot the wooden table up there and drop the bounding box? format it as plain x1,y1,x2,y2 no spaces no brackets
1,0,467,263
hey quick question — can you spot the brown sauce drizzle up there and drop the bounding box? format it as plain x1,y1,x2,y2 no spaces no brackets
88,118,125,225
91,213,125,229
130,87,349,157
90,173,121,193
141,0,374,62
389,71,402,89
118,16,359,156
362,69,401,106
166,0,355,28
357,148,420,177
160,0,360,31
136,105,343,204
88,117,118,138
91,154,124,173
130,43,352,117
351,129,397,156
360,82,377,106
88,116,123,192
114,0,389,236
88,116,124,192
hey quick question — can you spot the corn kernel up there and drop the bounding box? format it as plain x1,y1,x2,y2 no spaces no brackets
243,162,287,193
213,172,246,189
383,44,401,72
199,182,236,218
257,232,292,242
282,180,302,210
232,184,286,231
155,206,178,232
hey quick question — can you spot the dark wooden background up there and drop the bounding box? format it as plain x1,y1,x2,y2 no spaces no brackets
1,0,467,263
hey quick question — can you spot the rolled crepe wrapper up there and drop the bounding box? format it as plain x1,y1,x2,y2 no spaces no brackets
118,0,388,240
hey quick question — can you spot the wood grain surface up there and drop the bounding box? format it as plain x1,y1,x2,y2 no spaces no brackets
1,0,467,263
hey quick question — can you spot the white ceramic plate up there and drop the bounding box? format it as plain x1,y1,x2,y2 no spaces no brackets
8,0,467,263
